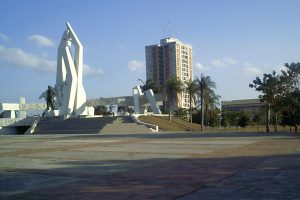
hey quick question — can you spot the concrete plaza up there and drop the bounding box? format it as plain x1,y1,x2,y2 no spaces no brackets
0,132,300,199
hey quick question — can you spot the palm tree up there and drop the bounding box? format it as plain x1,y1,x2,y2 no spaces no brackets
205,91,221,125
196,74,217,131
185,79,198,123
165,77,184,122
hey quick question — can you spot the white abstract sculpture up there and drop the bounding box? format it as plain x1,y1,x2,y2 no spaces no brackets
132,85,161,114
133,85,143,114
144,89,161,114
40,23,88,117
55,22,87,116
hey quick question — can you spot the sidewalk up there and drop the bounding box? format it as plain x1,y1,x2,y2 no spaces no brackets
1,132,299,199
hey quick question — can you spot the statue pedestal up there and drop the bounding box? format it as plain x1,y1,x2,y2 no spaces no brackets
44,110,60,117
86,106,95,116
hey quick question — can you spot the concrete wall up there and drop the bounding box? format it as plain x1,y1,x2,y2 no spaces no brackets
87,94,165,108
0,117,36,127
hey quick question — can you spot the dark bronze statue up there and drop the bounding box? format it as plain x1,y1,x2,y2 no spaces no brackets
46,86,55,110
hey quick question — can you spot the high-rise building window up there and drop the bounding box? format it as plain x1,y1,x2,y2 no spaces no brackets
146,38,193,109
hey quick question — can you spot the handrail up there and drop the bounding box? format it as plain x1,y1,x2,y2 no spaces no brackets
131,114,158,132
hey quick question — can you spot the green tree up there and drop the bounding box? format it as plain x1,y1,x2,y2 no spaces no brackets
279,63,300,132
165,77,184,122
174,107,189,121
207,107,221,127
138,79,159,94
185,79,198,123
238,113,250,132
221,111,230,127
94,105,108,116
249,71,281,132
118,106,134,115
249,62,300,133
279,90,300,132
281,110,294,132
205,91,221,126
252,114,262,132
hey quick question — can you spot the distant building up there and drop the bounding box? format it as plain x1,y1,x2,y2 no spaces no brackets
145,38,193,109
222,99,266,117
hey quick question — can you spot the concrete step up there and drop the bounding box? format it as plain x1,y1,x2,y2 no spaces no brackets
34,129,101,134
100,117,152,133
34,116,152,134
101,125,152,133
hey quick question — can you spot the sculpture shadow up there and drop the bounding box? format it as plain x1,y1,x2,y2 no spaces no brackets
1,153,300,199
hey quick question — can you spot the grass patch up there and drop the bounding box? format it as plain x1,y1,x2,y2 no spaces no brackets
139,116,202,131
139,115,298,133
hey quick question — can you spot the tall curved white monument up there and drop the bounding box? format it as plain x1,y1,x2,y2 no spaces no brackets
40,22,91,117
55,22,87,116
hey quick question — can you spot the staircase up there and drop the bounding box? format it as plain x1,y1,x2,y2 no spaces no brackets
33,116,153,134
101,117,153,133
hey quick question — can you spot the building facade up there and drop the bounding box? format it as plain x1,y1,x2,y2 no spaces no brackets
145,38,193,108
222,99,266,118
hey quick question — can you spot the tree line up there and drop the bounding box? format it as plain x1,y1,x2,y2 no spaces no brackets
140,74,220,131
94,62,299,133
142,62,299,133
249,62,300,132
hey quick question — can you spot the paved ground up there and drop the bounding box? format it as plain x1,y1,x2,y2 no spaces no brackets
0,132,300,199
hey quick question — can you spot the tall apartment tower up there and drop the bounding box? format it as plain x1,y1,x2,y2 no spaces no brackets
145,37,193,108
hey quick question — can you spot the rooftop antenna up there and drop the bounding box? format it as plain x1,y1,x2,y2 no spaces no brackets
167,19,172,38
162,19,172,38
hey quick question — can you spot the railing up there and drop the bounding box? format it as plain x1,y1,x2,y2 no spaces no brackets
131,114,159,132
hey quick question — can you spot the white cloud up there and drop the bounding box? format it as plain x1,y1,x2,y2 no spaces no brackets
224,57,238,65
195,62,209,72
27,34,54,47
0,45,56,73
277,65,288,73
128,60,145,72
83,64,104,76
211,59,224,67
0,33,10,42
0,45,103,76
244,62,263,76
211,57,238,68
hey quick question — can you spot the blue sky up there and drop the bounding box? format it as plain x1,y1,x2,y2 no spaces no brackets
1,0,300,103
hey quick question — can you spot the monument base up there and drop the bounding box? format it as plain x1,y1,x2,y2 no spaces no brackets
3,110,16,118
43,107,94,118
44,110,60,117
86,106,95,116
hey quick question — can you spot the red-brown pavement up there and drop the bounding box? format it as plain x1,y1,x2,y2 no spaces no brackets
0,132,299,199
